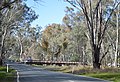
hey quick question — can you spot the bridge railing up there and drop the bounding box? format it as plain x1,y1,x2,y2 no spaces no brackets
25,60,80,66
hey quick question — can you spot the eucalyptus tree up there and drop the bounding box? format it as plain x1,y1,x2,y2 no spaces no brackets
114,4,119,67
41,24,62,61
41,24,71,61
13,24,42,61
65,0,120,69
0,0,38,65
22,26,42,61
0,0,41,10
63,6,91,64
0,1,24,65
0,0,20,10
4,33,19,61
105,4,120,67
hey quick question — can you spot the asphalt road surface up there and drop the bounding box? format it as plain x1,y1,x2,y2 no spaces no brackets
8,63,109,82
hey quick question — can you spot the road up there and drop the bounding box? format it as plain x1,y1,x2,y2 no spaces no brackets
8,63,109,82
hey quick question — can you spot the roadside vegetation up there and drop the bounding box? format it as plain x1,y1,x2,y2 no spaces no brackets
85,73,120,82
36,65,120,82
0,0,120,82
0,66,16,82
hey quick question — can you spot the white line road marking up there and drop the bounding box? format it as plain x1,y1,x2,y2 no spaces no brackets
68,80,74,82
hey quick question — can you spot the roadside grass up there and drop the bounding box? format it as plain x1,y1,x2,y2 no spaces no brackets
74,67,120,82
34,65,73,72
84,73,120,82
35,65,120,82
0,66,16,82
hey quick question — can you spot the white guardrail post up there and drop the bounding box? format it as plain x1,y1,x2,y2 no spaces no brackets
7,64,9,72
17,70,19,82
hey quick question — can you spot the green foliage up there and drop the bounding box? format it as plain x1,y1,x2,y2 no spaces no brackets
41,23,72,61
0,66,15,73
0,67,6,71
1,0,120,69
70,54,80,62
0,0,39,63
0,66,16,80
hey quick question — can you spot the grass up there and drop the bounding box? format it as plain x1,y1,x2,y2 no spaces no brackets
74,67,120,82
0,66,16,82
35,65,120,82
0,66,15,72
84,73,120,82
34,65,73,72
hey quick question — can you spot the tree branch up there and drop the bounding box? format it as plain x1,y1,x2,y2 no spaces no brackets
99,2,120,46
93,0,102,15
100,44,111,63
0,0,20,10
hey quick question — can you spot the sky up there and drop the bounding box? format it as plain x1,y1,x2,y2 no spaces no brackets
26,0,72,28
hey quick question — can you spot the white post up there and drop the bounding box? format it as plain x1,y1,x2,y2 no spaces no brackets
7,64,8,72
72,66,75,73
17,70,19,82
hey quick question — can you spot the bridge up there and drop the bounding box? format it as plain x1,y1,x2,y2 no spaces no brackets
25,60,80,66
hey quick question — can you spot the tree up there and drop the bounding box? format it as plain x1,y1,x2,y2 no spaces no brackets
106,3,120,67
0,1,24,65
66,0,120,69
41,23,71,61
0,0,38,66
63,7,90,63
114,4,119,67
11,20,41,62
0,0,20,10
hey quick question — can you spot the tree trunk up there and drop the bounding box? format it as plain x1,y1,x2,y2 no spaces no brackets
0,50,4,66
114,5,119,67
17,36,23,62
93,61,100,69
19,41,23,62
0,57,3,66
0,47,4,66
0,28,7,66
93,45,101,69
0,49,3,66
